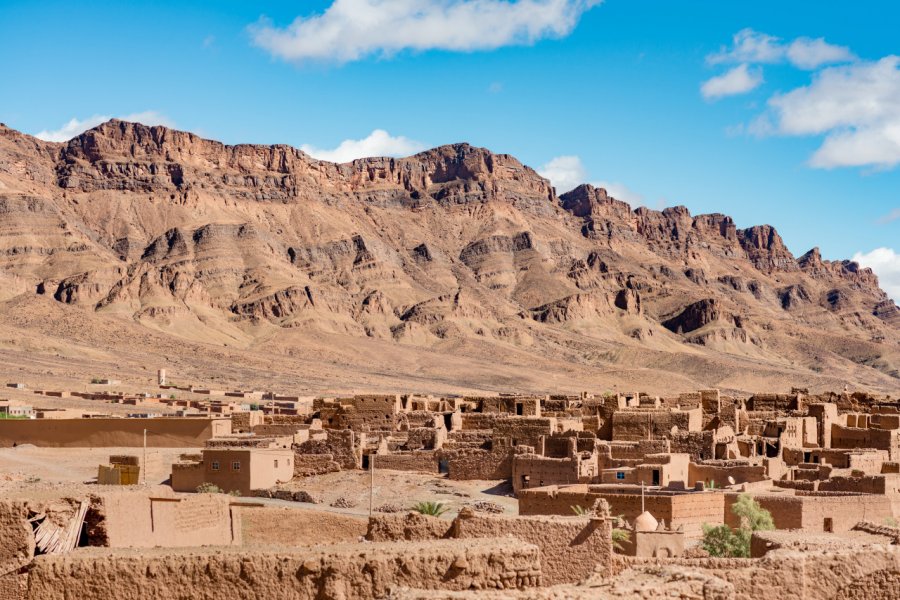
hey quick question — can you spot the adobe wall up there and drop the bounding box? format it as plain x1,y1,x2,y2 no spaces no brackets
688,462,767,487
444,448,512,480
293,453,341,477
0,418,230,448
619,546,900,600
0,501,33,578
23,539,542,600
724,492,895,533
518,485,724,538
294,429,359,470
512,455,583,494
450,509,613,585
373,451,439,473
241,507,367,546
90,490,239,548
366,512,452,542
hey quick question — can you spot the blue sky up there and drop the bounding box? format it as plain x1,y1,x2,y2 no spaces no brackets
1,0,898,299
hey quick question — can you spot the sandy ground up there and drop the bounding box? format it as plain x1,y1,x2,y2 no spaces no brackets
0,445,517,519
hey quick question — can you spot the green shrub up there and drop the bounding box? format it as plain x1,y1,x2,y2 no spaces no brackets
701,493,774,557
571,504,588,516
196,482,224,494
413,501,450,517
611,527,631,551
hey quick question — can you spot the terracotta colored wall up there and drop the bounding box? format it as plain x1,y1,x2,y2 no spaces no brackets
0,418,230,448
451,510,613,585
23,539,542,600
92,491,239,548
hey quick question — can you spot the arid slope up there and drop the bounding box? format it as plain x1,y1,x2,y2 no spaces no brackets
0,120,897,395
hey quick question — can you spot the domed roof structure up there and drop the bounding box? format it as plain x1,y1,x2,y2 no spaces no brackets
634,511,658,532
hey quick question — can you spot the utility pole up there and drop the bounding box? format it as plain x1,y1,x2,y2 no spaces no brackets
369,454,375,518
142,428,147,485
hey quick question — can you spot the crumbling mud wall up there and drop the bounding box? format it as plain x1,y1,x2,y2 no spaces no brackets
241,507,367,546
23,539,542,600
373,451,439,473
0,501,33,578
450,508,613,585
293,454,341,477
366,512,452,542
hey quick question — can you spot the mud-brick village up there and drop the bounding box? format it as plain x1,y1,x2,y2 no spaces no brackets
3,380,900,599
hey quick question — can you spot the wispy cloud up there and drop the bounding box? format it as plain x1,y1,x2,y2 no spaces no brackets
537,155,587,194
701,64,763,100
250,0,601,64
538,155,643,204
853,247,900,302
877,208,900,225
709,28,854,70
34,111,174,142
300,129,427,162
702,29,854,103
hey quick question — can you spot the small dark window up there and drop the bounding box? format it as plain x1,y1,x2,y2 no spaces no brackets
232,461,240,471
616,472,625,480
274,460,279,468
211,461,219,471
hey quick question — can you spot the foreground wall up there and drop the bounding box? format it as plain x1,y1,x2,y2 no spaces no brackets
21,539,542,600
451,509,612,585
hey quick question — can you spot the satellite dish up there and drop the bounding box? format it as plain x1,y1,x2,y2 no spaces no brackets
727,476,736,485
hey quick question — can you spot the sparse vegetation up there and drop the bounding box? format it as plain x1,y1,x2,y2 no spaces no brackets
90,377,103,384
885,517,898,527
611,527,631,551
571,504,589,516
413,501,450,517
196,482,224,494
701,493,774,558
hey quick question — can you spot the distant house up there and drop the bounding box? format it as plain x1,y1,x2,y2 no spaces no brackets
171,447,294,495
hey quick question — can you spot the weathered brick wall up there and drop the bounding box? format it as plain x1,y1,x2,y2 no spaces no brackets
450,509,612,585
293,454,341,477
23,539,542,600
443,448,513,480
373,451,439,473
519,486,724,539
366,512,451,542
294,429,359,470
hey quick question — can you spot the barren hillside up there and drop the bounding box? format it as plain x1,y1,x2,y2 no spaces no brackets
0,120,897,395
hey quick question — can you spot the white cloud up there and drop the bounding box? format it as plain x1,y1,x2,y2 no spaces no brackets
250,0,601,64
300,129,427,162
763,57,900,168
787,37,855,70
538,155,587,194
34,111,174,142
701,64,763,100
853,248,900,303
709,29,783,65
592,180,644,206
708,28,853,70
538,155,643,204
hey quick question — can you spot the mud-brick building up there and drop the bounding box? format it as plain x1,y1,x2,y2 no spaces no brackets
171,447,294,495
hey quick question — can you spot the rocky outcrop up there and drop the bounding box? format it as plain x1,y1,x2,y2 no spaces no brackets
662,299,735,334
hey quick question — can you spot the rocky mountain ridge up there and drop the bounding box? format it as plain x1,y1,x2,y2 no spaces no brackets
0,120,896,394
